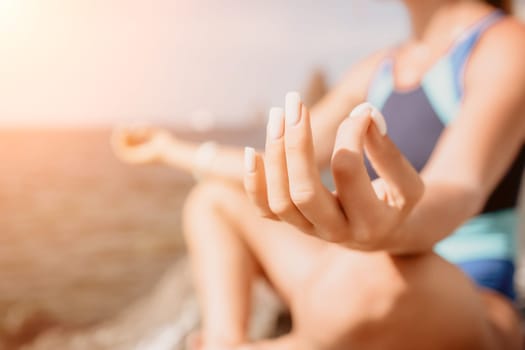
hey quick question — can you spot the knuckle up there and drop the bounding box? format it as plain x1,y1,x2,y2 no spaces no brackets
285,137,310,155
331,150,362,177
254,206,277,220
313,218,350,243
268,197,295,216
259,212,278,220
320,228,348,243
289,187,317,208
350,226,379,249
252,200,268,216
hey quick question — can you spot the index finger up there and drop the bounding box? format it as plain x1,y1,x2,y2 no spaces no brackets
283,93,348,241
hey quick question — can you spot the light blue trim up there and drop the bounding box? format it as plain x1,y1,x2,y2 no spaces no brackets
413,11,503,127
449,11,504,97
367,61,394,111
435,209,517,263
421,60,461,126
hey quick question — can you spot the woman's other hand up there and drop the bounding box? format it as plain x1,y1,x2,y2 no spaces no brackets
111,124,172,164
244,93,424,251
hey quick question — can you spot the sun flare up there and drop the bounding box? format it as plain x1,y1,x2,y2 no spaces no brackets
0,0,23,31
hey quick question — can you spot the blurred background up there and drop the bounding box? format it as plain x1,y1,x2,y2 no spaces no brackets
0,0,524,349
0,0,411,128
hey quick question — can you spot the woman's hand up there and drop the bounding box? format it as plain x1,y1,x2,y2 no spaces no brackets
111,124,172,164
243,93,424,251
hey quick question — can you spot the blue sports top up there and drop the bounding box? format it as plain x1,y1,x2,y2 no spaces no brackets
366,11,524,264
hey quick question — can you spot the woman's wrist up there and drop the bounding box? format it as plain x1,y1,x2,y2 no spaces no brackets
155,132,192,166
383,228,412,255
384,225,434,256
342,226,409,254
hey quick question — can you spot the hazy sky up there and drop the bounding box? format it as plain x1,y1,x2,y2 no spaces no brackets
0,0,409,127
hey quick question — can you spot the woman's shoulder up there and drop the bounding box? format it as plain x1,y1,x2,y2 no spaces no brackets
482,14,525,51
463,15,525,134
467,15,525,83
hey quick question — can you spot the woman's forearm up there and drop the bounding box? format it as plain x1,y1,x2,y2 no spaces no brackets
161,136,248,183
387,181,485,256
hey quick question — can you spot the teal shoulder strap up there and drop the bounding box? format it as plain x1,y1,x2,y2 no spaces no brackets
367,58,394,110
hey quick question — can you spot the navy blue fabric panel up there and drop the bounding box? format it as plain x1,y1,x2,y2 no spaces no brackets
365,88,445,179
457,259,516,300
366,86,523,213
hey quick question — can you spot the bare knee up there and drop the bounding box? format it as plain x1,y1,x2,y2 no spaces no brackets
183,181,240,232
183,180,233,211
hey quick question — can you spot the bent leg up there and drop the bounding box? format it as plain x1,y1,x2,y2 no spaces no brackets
183,181,257,347
184,180,521,350
183,180,329,348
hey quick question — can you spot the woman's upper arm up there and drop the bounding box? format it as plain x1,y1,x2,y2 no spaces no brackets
310,50,389,168
422,18,525,208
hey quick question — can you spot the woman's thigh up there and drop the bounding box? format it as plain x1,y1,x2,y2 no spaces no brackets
290,246,521,350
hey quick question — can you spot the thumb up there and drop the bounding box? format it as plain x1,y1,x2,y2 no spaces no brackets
356,103,424,209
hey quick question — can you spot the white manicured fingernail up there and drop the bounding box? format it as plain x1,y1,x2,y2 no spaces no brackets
285,91,301,126
370,106,388,136
244,147,256,173
349,102,372,119
268,107,284,139
349,102,388,136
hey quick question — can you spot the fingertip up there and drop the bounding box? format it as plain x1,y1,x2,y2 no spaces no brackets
268,107,285,140
244,147,257,173
285,91,301,126
285,91,301,102
269,106,284,118
370,106,388,136
349,102,388,136
349,102,372,119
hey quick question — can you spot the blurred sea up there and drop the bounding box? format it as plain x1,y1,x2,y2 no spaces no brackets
0,127,265,348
